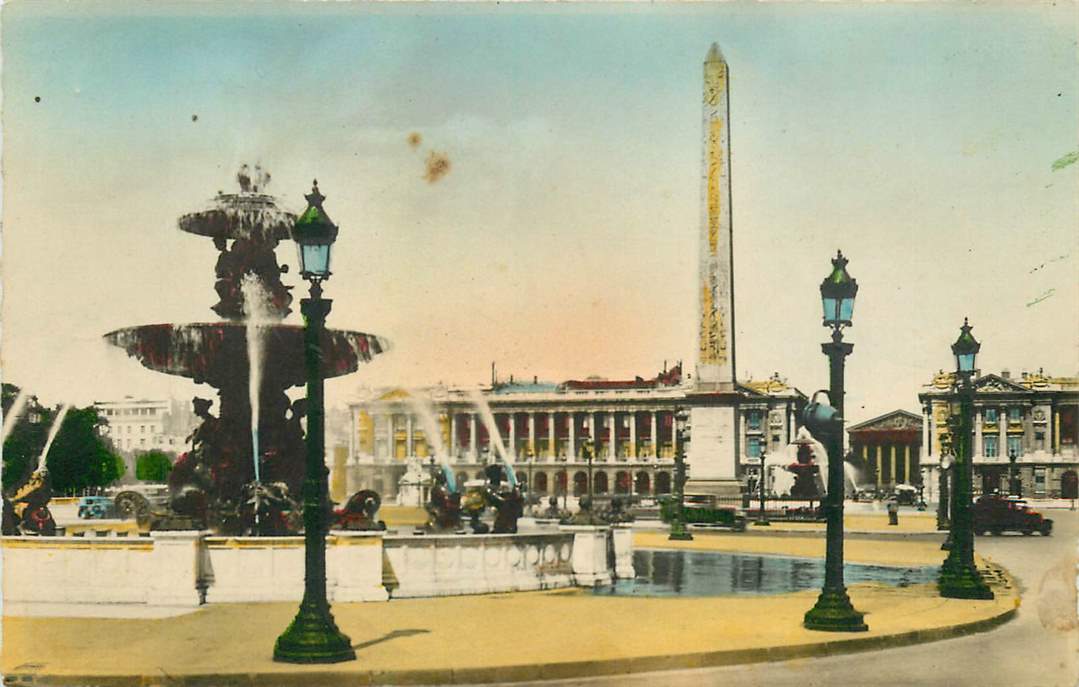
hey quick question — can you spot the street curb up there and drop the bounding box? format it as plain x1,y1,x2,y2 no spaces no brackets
738,528,946,541
5,598,1018,686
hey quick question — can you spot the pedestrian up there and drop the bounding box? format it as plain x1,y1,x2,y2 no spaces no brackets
887,497,899,526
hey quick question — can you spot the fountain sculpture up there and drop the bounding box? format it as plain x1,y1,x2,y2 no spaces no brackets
104,167,386,534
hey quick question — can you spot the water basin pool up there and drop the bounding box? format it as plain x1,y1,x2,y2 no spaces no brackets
596,549,937,597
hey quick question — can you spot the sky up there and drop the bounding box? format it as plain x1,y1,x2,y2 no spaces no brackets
2,2,1077,425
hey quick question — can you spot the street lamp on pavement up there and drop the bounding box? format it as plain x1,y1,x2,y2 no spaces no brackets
755,451,770,526
803,250,867,633
938,318,994,600
274,181,355,663
668,408,693,541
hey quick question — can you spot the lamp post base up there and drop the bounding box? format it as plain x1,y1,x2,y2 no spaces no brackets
274,602,356,664
668,522,694,541
804,588,868,632
939,563,994,600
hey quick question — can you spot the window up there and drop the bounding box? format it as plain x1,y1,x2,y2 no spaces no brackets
1034,467,1046,494
1035,431,1045,452
983,435,998,458
1007,436,1023,457
747,410,763,432
1007,407,1022,423
984,408,998,424
747,436,763,458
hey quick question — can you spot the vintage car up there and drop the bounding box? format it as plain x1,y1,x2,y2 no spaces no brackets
659,494,747,531
972,494,1052,536
77,496,116,519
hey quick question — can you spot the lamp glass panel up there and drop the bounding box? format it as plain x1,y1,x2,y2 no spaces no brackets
300,244,331,277
822,297,838,323
956,352,976,373
839,296,855,322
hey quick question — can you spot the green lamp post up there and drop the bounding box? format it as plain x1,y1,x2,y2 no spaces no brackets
803,250,867,633
273,181,356,664
938,318,994,600
668,408,693,541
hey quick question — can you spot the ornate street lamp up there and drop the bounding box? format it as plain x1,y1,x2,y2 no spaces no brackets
755,451,770,527
803,250,867,633
274,181,355,664
668,408,693,541
939,319,994,600
1008,450,1021,497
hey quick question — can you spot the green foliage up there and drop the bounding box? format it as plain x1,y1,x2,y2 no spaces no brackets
2,384,50,491
46,407,125,494
135,450,173,482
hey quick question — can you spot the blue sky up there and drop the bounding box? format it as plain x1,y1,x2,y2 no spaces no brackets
3,2,1076,422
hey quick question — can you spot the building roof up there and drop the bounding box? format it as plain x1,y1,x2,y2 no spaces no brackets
848,409,922,433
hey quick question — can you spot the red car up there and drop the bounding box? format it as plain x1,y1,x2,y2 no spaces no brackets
972,494,1052,536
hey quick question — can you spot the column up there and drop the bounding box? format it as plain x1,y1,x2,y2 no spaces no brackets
922,404,932,462
739,411,747,461
974,410,983,459
788,407,797,444
609,411,616,460
670,411,677,459
528,412,536,456
548,412,556,459
904,445,911,485
1053,408,1060,455
629,412,637,459
875,445,882,489
590,412,598,453
890,444,897,484
387,413,395,461
508,413,516,459
651,412,658,459
348,406,357,463
568,412,576,459
449,412,458,461
406,414,414,457
469,413,478,459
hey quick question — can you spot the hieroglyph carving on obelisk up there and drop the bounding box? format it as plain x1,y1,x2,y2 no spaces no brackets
696,43,736,391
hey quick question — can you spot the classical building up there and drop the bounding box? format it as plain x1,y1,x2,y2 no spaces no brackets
918,369,1079,500
847,410,923,493
344,367,805,503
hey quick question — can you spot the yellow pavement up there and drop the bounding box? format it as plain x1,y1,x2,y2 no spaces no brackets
2,530,1017,685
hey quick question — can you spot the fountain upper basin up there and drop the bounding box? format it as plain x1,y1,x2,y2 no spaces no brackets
105,322,388,386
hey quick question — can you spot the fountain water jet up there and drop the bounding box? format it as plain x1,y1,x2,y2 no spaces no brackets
2,389,30,442
37,405,70,471
467,389,516,486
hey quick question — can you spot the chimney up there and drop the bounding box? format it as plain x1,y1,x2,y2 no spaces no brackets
1001,369,1010,380
533,375,538,384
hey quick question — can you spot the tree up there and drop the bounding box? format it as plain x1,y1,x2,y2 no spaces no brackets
136,450,173,482
46,406,125,494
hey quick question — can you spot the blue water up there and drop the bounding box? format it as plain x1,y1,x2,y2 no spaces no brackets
596,549,938,597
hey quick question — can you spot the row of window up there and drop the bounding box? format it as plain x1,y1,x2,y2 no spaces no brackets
982,432,1048,457
102,407,159,417
982,407,1023,424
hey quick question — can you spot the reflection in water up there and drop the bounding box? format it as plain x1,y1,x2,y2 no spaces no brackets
597,549,937,597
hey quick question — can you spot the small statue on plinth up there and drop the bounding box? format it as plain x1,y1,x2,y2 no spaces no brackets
333,489,387,531
425,467,462,532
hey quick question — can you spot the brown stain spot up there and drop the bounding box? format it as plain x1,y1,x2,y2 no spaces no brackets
424,151,451,183
1036,555,1079,632
407,132,422,148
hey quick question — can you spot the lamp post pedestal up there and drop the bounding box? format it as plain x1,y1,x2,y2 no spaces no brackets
274,294,356,664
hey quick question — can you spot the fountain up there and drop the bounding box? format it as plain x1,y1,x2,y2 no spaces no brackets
104,166,387,534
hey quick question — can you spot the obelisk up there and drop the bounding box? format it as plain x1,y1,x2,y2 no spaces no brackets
687,43,741,497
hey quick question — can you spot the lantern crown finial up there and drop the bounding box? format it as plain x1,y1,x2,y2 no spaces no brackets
305,179,325,208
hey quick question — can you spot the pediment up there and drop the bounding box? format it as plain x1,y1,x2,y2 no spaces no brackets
849,409,922,433
973,374,1031,394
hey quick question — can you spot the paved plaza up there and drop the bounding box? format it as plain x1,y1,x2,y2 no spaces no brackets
3,516,1024,686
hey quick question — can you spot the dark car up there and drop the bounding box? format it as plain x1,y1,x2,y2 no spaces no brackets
972,494,1052,536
